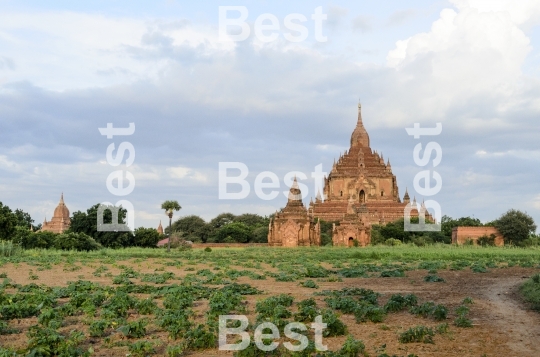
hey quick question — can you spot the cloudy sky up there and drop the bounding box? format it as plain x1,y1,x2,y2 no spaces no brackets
1,0,539,231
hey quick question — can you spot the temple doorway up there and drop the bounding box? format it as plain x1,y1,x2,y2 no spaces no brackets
348,237,354,247
359,190,366,203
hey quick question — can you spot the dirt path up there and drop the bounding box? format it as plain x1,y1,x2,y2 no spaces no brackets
482,276,540,356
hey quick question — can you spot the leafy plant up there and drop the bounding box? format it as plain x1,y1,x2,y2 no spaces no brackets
380,269,405,278
128,340,155,356
166,344,185,357
409,302,448,321
156,310,192,340
335,335,366,356
398,325,435,344
321,309,347,337
136,298,159,315
117,319,147,338
454,305,472,327
184,324,216,350
423,275,445,283
294,298,320,323
89,320,109,337
384,294,418,313
300,280,319,289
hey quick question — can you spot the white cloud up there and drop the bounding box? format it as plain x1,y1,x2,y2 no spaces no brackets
474,149,540,160
166,166,208,182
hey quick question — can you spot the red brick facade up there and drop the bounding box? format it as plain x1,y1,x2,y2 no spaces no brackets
451,227,504,246
41,193,70,234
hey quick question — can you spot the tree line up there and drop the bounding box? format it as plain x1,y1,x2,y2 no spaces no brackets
0,200,537,250
0,201,271,250
167,213,270,244
368,210,537,247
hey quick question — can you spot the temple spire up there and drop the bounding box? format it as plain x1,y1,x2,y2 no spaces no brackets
60,193,64,204
315,189,322,203
288,176,302,202
350,102,370,148
403,188,410,204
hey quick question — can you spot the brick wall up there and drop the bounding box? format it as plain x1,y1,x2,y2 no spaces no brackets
191,243,268,248
451,227,504,246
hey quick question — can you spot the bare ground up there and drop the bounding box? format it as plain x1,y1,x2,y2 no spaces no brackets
0,261,539,356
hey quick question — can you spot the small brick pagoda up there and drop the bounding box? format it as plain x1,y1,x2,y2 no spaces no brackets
41,193,71,234
268,177,321,247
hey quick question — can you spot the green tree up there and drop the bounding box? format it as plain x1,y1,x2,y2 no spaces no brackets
161,200,181,252
14,209,35,229
441,215,482,241
16,230,57,249
0,202,18,241
53,232,101,251
495,209,537,246
170,215,208,242
215,222,252,243
209,213,235,229
69,204,133,248
233,213,268,227
133,227,161,248
251,226,269,243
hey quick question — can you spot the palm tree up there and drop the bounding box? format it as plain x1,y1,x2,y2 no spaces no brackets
161,200,181,252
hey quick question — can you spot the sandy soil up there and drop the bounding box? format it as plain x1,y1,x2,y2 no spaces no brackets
0,260,539,356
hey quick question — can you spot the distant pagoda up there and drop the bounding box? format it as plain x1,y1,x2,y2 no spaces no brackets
41,193,71,234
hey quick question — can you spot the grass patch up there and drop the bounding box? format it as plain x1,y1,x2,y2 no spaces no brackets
520,273,540,310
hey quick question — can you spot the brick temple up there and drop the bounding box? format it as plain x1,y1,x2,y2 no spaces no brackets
268,178,321,247
311,103,419,227
41,193,71,234
269,103,426,247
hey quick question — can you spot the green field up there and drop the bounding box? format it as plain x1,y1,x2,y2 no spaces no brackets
0,245,539,356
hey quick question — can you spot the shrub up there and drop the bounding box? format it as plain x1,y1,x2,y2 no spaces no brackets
136,298,158,315
117,319,147,338
0,240,21,257
208,289,244,316
157,310,192,340
133,227,161,248
184,324,216,350
380,269,405,278
354,303,386,323
294,298,320,323
454,305,472,327
520,274,540,310
409,302,448,321
53,232,102,251
385,238,402,246
399,326,434,344
384,294,418,313
424,275,445,283
477,234,496,247
89,320,109,337
336,335,366,356
204,247,212,252
454,316,473,327
166,344,184,357
321,309,347,337
129,341,155,357
300,280,319,289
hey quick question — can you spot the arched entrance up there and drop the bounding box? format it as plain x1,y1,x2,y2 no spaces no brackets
359,190,366,203
348,237,354,247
